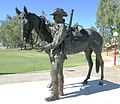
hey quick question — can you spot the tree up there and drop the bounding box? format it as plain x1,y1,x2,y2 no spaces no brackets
96,0,120,49
0,15,20,47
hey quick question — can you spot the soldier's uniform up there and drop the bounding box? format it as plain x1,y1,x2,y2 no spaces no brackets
42,8,68,101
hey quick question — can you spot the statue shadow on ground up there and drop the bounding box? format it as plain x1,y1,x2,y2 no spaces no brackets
62,79,120,99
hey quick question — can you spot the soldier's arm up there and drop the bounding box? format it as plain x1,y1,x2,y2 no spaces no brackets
49,24,67,49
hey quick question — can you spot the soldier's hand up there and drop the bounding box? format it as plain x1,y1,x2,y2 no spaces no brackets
40,41,50,50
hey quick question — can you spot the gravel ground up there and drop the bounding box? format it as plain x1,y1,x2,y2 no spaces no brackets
0,65,120,85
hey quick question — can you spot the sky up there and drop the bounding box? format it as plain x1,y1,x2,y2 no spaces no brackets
0,0,99,28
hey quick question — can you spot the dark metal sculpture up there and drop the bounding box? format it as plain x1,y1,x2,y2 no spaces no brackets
16,7,104,86
16,8,34,50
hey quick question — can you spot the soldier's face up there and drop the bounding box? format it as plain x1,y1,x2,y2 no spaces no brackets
53,15,63,23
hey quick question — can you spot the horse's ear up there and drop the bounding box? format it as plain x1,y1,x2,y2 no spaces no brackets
15,7,21,15
24,6,28,15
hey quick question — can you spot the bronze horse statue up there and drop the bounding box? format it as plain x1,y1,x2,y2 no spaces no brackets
16,6,104,85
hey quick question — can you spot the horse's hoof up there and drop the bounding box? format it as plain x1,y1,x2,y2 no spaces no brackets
82,80,88,85
98,81,103,85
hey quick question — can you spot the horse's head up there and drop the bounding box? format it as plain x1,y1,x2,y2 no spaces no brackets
15,6,33,43
16,6,53,45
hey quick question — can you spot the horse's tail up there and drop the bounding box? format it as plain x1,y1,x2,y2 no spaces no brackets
96,57,100,73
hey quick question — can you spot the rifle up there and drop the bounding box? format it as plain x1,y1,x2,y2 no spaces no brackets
67,9,74,34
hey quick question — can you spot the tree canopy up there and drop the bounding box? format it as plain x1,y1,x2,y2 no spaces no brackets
96,0,120,48
0,15,20,47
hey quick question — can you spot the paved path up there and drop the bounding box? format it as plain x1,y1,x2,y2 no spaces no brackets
0,77,120,104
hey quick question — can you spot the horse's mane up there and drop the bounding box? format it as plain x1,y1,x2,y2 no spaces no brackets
38,16,53,43
29,13,53,43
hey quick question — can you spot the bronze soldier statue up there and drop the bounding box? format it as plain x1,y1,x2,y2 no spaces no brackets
16,6,104,101
41,8,68,101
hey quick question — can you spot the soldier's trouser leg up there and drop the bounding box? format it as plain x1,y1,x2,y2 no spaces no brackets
58,58,64,96
45,57,59,101
51,56,65,96
47,56,65,94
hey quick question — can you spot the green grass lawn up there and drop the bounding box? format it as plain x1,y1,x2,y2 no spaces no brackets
0,49,90,73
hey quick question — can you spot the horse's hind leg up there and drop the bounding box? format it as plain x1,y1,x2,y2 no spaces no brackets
94,50,104,85
82,48,93,84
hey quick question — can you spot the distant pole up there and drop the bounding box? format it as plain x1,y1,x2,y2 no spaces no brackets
113,32,118,66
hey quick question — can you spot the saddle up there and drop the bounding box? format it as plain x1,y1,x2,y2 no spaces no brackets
67,23,89,40
70,28,89,41
64,28,90,50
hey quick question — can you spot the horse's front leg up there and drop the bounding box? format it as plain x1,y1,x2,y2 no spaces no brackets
21,44,23,50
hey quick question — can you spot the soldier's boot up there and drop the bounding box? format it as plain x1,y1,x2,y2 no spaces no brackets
45,81,59,102
58,77,64,96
